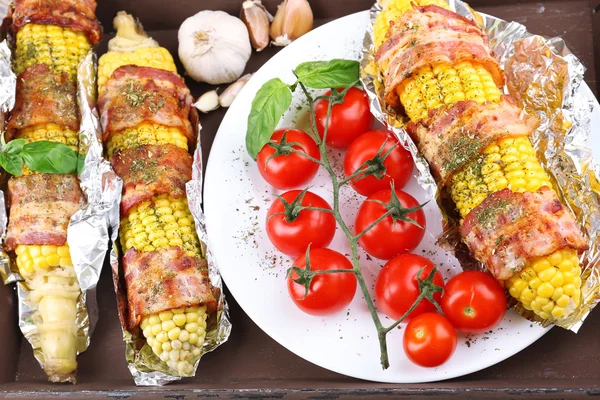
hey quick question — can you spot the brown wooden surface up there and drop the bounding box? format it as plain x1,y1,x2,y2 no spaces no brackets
1,0,600,398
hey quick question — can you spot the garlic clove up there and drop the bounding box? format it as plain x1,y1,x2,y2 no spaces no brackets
241,1,271,51
218,74,253,108
194,90,220,113
269,0,313,47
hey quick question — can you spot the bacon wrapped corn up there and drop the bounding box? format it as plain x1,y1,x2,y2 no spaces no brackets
375,2,588,324
2,0,101,382
99,14,215,376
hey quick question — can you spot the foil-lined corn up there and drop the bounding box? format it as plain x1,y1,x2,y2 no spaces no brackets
380,0,584,323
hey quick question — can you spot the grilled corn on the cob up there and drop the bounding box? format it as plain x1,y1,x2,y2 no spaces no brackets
98,12,177,94
384,3,583,322
140,306,208,375
15,23,91,81
119,193,201,257
107,122,189,157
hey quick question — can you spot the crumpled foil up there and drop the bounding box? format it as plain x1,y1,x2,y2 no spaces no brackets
0,44,107,377
361,0,600,331
107,106,231,387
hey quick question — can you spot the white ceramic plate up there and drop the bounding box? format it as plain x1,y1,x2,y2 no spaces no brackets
204,11,600,383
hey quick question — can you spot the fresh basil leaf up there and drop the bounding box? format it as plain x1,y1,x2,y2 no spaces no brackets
294,59,360,89
3,138,26,155
246,78,292,160
0,152,23,176
22,141,78,175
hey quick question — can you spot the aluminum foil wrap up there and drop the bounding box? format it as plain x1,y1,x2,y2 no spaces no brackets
361,0,600,331
108,109,231,387
0,44,109,379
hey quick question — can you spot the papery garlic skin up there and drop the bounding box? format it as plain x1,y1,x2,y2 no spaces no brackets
270,0,313,47
241,0,271,51
178,10,251,84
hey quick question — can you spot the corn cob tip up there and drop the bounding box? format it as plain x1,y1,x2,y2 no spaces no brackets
108,11,159,53
141,306,208,375
506,248,582,321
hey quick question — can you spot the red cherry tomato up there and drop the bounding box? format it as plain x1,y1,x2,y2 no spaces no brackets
287,248,357,316
375,254,444,321
314,87,374,149
355,189,426,260
344,130,414,196
441,271,507,334
256,128,320,190
266,190,336,257
403,312,457,368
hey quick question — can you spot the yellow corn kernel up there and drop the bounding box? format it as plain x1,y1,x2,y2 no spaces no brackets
506,248,581,321
140,306,208,375
15,244,72,278
397,61,502,122
120,194,201,257
106,122,188,156
98,47,177,95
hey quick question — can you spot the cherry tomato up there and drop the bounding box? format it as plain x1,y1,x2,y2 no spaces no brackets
266,190,336,257
403,312,457,368
256,128,320,190
344,130,414,196
355,189,426,260
375,254,444,321
441,271,507,334
314,87,374,149
287,248,357,316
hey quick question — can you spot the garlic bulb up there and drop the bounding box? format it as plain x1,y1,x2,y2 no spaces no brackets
270,0,313,47
178,11,251,84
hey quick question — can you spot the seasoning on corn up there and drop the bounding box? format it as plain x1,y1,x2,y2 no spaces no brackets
120,194,202,257
140,306,208,375
451,136,553,218
106,122,189,157
15,24,91,81
98,12,177,94
398,61,502,122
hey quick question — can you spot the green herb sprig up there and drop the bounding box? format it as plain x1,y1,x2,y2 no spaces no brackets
246,59,442,369
245,59,360,159
0,138,82,176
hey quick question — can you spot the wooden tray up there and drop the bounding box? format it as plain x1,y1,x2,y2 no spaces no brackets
0,0,598,398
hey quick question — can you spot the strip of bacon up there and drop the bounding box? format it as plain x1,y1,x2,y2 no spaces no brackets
375,4,504,108
98,66,195,147
460,187,588,281
123,247,217,329
5,174,84,251
6,64,79,140
406,96,538,185
12,0,102,45
110,144,193,216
